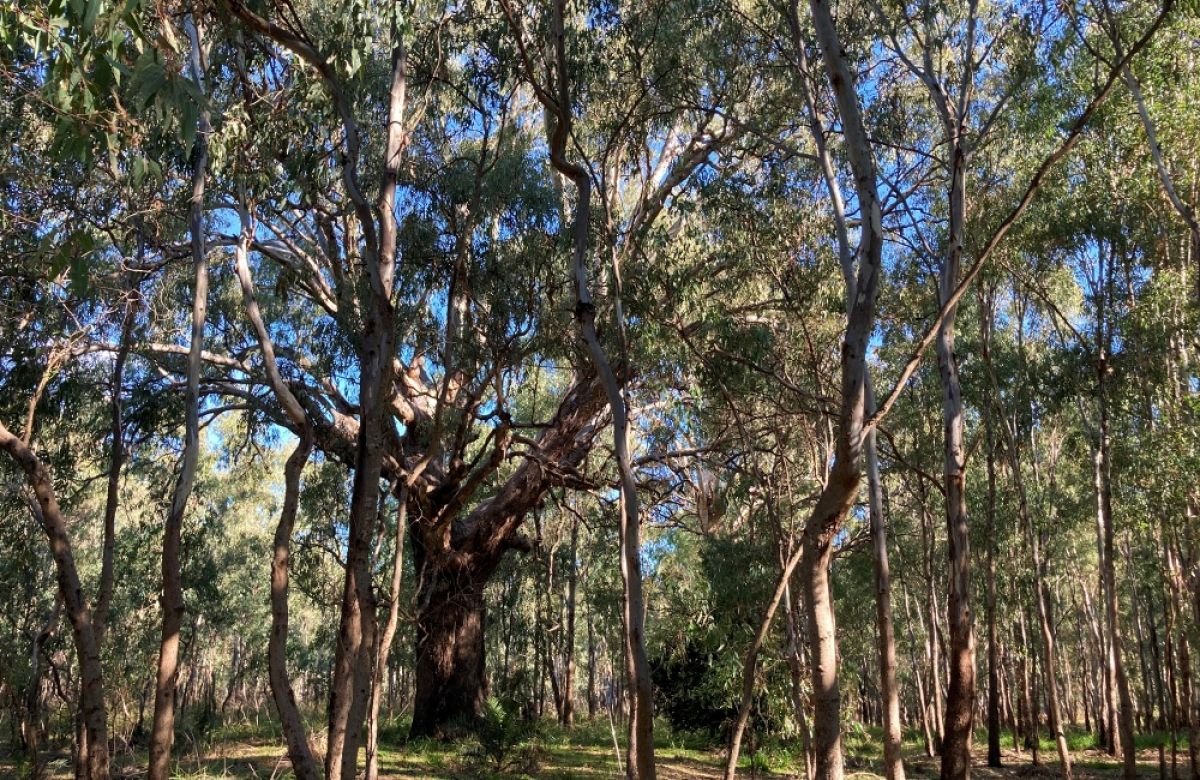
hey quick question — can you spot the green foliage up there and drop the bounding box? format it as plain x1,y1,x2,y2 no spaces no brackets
461,698,543,775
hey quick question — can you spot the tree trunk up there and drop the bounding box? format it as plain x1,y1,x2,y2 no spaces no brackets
1033,540,1073,778
517,2,657,770
234,193,321,780
266,434,321,780
983,386,1002,768
149,17,210,778
325,21,405,780
587,609,598,719
562,510,579,727
0,424,110,780
94,278,138,644
1019,610,1040,765
785,583,816,780
799,2,886,776
866,381,905,780
22,596,60,778
1096,325,1137,779
723,536,809,779
920,491,945,751
410,569,488,738
1188,572,1200,780
981,296,1069,778
366,488,408,780
938,140,976,780
903,584,936,758
800,498,848,780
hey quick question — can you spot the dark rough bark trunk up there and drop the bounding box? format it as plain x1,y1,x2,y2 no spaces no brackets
983,395,1002,768
410,567,488,738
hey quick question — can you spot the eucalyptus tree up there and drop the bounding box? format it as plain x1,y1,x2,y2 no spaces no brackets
0,1,202,776
862,2,1177,775
147,10,212,779
72,3,745,770
496,0,756,772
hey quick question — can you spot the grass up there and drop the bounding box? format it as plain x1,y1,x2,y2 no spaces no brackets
2,715,1191,778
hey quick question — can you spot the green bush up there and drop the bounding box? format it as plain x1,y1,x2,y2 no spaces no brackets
462,698,542,774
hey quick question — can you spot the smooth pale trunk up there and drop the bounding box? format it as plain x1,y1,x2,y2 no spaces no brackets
938,144,976,780
149,19,209,774
234,204,321,780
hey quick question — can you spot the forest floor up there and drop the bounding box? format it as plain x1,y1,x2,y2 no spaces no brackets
2,720,1189,779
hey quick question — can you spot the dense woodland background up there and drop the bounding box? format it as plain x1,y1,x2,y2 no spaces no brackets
1,0,1199,778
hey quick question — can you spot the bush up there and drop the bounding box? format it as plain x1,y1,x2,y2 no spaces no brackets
462,698,542,775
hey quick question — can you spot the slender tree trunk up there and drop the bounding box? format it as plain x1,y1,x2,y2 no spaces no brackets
903,584,936,758
981,300,1069,778
866,377,904,780
1188,570,1200,780
266,435,321,780
74,275,137,778
366,488,408,780
0,424,110,780
1033,544,1072,778
234,198,322,780
1097,328,1137,779
1147,588,1168,731
982,377,1002,768
724,537,808,779
562,509,579,727
921,492,946,751
938,139,976,780
785,583,816,780
519,4,655,771
22,596,60,777
1019,610,1040,765
587,609,598,719
149,16,210,778
94,280,138,644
